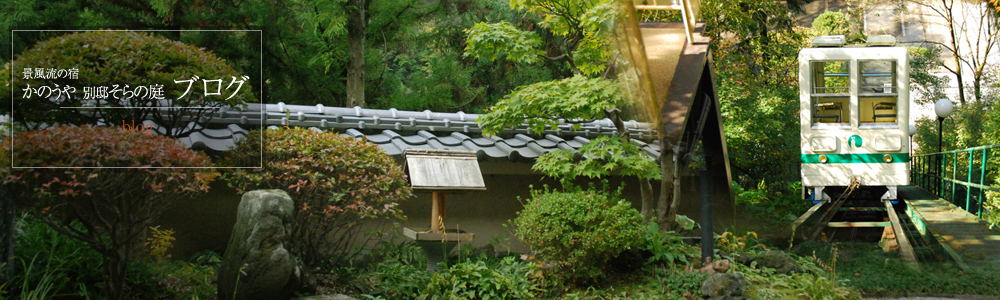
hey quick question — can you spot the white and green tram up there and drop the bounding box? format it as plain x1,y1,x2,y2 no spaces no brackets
799,35,910,203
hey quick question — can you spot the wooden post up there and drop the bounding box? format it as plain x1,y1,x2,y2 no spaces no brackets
431,191,446,232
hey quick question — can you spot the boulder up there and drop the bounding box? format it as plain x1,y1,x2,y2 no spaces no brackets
752,250,801,274
218,190,303,300
701,273,747,300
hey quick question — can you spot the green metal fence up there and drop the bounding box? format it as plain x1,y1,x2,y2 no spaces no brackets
911,144,1000,224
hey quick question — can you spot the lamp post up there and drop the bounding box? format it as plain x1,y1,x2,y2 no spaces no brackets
909,124,916,187
934,98,954,196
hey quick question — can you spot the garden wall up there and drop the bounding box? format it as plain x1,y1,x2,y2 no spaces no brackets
155,160,732,258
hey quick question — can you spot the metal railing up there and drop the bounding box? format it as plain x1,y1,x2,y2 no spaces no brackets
911,144,1000,222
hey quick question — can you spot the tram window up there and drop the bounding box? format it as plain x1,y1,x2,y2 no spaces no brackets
812,96,848,125
859,60,898,125
860,60,897,94
860,96,898,124
811,61,850,94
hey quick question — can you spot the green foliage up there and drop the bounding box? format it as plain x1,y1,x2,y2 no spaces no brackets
909,46,949,106
702,0,807,190
702,0,805,85
465,0,619,76
533,136,660,183
720,83,802,187
1,125,216,300
221,127,412,268
359,256,540,299
0,31,254,135
735,181,804,227
146,226,176,262
514,187,645,283
794,241,1000,295
477,75,621,136
638,222,695,267
7,216,103,300
128,258,220,300
812,11,851,36
423,257,540,299
464,21,543,64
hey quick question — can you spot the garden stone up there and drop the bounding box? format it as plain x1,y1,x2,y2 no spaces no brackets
291,295,358,300
752,250,801,274
701,272,747,300
219,190,303,300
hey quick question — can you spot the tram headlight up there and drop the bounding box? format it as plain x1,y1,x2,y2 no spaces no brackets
883,154,893,163
818,154,828,164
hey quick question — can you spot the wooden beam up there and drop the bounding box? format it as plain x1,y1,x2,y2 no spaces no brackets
825,221,892,227
837,207,886,211
792,201,826,241
431,191,446,232
885,201,919,266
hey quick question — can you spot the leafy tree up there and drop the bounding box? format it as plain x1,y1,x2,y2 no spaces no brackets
702,0,809,189
221,127,412,268
476,74,667,223
702,0,802,84
910,0,1000,104
0,126,217,300
465,0,619,77
908,46,949,106
812,11,852,38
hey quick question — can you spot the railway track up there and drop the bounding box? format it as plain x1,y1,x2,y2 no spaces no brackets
790,193,934,265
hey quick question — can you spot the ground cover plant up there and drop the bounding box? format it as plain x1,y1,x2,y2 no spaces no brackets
1,126,217,300
793,241,1000,296
0,214,221,300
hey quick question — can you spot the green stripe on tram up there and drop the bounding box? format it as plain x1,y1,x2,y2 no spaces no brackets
801,153,909,164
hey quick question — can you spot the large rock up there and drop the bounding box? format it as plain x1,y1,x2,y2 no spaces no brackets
752,251,801,275
219,190,302,300
701,273,747,300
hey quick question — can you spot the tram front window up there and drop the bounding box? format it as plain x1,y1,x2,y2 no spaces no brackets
811,61,849,126
859,60,898,125
812,61,850,94
813,96,848,125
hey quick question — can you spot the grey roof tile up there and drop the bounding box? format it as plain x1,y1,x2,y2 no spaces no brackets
121,104,660,162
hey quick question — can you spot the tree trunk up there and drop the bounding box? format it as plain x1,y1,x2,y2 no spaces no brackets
105,253,126,300
657,146,675,228
346,0,366,107
640,178,654,220
943,0,967,105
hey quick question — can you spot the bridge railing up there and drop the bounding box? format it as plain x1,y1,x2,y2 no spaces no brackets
911,145,1000,224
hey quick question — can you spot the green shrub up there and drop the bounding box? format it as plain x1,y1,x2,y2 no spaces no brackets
7,216,103,300
424,257,539,299
0,31,256,136
514,187,645,284
812,11,850,37
0,125,217,300
639,222,696,267
127,258,220,300
221,127,413,268
735,181,803,227
360,256,540,300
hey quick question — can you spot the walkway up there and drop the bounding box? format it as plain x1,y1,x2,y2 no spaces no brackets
899,186,1000,269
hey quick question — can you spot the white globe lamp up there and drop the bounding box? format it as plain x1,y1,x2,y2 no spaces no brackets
934,99,953,119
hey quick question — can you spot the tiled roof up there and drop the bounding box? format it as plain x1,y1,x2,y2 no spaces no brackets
115,102,662,162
